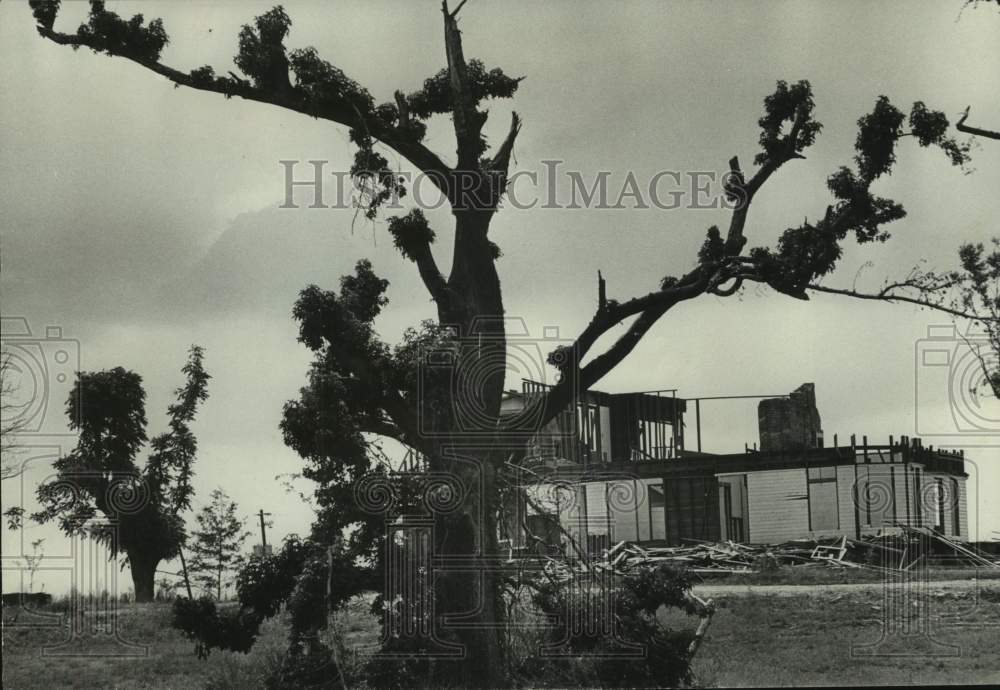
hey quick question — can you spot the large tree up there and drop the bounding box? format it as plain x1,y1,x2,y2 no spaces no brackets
33,346,210,602
27,1,990,685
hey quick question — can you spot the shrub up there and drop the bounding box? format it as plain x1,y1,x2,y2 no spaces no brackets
524,564,710,688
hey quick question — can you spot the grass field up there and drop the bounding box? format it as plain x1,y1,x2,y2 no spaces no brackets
3,577,999,688
688,586,1000,686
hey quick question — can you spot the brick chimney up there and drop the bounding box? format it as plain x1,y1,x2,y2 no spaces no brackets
758,383,823,452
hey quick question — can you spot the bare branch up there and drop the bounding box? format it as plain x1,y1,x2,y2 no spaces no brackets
323,342,428,455
957,106,1000,140
505,458,590,564
35,25,455,196
412,245,451,309
569,267,707,365
1,351,26,479
509,268,712,432
357,417,409,444
447,0,470,19
725,105,809,255
580,303,673,388
958,331,1000,400
807,283,983,320
488,111,522,182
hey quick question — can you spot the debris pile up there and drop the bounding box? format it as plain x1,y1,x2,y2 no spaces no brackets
604,538,837,575
541,526,1000,580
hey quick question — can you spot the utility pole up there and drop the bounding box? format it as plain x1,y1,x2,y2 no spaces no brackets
258,509,271,548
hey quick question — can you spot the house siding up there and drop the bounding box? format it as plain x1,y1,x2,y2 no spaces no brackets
836,465,858,537
921,472,967,538
924,472,947,534
856,463,897,536
892,464,910,528
565,484,586,545
904,464,917,527
912,464,926,528
747,469,809,543
584,481,609,535
607,479,640,543
636,478,659,541
538,461,967,548
957,477,968,539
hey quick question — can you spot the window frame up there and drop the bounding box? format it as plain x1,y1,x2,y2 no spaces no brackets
806,465,840,532
951,477,961,536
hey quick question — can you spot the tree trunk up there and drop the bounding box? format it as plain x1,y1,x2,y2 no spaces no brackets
435,456,506,688
432,208,509,686
447,212,503,317
129,553,159,603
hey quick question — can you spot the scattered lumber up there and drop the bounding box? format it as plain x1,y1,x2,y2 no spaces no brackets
897,524,1000,569
810,536,848,564
529,526,999,580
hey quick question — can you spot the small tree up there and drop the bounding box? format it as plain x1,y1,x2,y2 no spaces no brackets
187,488,251,601
25,538,45,594
33,346,210,602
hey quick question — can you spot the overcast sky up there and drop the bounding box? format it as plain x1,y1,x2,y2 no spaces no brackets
2,1,998,594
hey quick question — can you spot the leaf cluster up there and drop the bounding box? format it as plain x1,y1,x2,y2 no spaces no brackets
74,0,168,62
525,564,706,688
749,92,970,297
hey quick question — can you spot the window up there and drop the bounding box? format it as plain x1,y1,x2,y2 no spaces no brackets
648,484,665,541
857,467,893,528
719,475,748,543
936,478,946,531
951,478,961,536
807,466,839,532
576,403,601,453
889,466,898,523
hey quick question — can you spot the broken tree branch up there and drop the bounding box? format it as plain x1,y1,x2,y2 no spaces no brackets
807,283,983,321
442,0,487,170
957,106,1000,140
486,111,523,199
725,107,809,254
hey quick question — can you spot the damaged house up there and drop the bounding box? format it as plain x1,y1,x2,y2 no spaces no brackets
504,382,969,552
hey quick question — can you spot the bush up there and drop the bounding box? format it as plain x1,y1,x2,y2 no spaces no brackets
266,642,342,690
523,564,710,688
172,597,264,658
